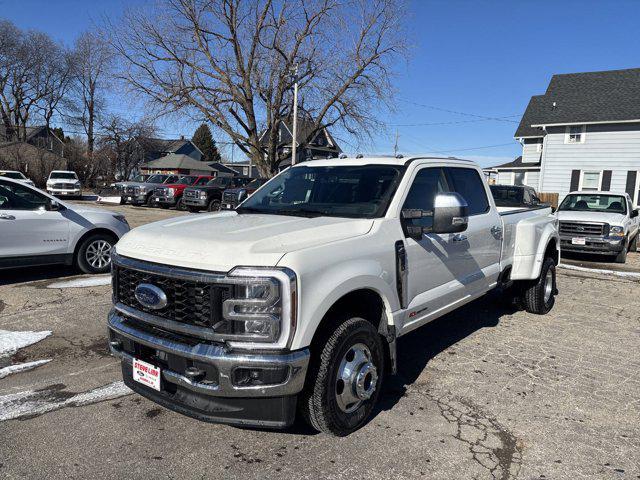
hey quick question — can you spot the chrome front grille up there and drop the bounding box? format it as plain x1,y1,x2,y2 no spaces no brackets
559,221,607,236
113,263,233,329
223,191,236,202
185,189,198,198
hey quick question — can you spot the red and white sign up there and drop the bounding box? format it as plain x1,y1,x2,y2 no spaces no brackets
132,358,161,391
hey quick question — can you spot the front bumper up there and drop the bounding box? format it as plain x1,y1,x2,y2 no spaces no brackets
151,194,177,206
183,197,208,207
560,235,625,255
48,188,81,196
121,193,148,204
108,309,309,428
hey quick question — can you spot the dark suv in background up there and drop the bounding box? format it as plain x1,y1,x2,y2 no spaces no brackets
221,178,268,210
183,176,253,212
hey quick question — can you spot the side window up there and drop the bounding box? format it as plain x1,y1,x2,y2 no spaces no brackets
196,177,209,185
402,168,448,228
445,167,490,216
0,181,48,210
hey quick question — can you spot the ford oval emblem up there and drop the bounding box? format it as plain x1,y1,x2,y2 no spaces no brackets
134,283,168,310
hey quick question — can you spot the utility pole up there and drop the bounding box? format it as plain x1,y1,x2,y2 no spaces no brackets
291,63,299,166
393,129,399,156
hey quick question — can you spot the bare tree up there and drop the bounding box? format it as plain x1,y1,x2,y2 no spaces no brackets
0,20,75,140
97,115,157,180
69,30,114,158
112,0,407,176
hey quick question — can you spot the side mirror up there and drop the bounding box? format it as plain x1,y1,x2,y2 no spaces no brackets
631,209,639,218
432,193,469,234
401,193,469,240
46,199,65,212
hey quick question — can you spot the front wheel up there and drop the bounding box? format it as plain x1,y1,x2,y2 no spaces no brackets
208,199,221,212
629,234,638,253
299,317,384,436
75,233,117,274
175,197,185,211
615,244,628,263
523,256,557,314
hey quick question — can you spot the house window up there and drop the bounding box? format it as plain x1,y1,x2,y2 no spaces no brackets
243,167,249,175
565,125,586,144
536,141,543,153
579,171,601,191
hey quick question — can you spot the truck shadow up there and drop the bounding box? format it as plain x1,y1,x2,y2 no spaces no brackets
376,291,519,415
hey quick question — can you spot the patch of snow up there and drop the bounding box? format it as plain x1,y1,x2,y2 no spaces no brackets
97,196,122,204
0,359,51,379
0,330,52,357
0,381,132,421
47,275,111,289
558,263,640,279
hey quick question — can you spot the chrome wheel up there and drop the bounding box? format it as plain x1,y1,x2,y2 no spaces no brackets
85,239,112,270
335,343,378,413
543,268,553,303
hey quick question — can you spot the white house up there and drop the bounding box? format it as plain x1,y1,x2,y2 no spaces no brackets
495,68,640,205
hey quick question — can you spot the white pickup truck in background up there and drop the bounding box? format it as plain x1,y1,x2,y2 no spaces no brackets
108,156,559,436
557,191,639,263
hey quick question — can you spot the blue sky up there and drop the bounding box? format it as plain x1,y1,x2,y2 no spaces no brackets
2,0,640,166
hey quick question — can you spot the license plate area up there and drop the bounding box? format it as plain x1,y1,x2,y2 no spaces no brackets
572,237,586,245
133,358,161,391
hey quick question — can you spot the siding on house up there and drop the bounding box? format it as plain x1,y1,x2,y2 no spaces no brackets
539,123,640,204
522,138,542,164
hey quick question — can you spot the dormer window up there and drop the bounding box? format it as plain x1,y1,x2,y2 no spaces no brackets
565,125,586,144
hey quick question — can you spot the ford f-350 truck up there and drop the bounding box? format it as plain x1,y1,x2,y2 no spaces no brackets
108,156,559,436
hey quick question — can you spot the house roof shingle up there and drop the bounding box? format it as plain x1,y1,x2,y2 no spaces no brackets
489,156,541,169
142,153,214,171
515,68,640,138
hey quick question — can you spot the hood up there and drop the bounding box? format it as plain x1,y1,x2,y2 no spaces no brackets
557,210,627,226
115,212,374,271
186,185,221,192
48,178,78,184
65,204,115,216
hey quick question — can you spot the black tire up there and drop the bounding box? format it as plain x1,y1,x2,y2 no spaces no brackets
615,244,628,263
119,196,126,205
208,198,221,212
175,197,185,211
299,317,384,436
523,256,557,314
75,232,117,274
628,234,637,253
145,194,154,207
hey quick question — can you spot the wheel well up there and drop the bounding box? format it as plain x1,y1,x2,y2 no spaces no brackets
73,228,119,259
309,289,386,355
545,239,559,265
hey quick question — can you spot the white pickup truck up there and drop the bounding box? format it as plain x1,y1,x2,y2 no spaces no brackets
557,191,639,263
108,156,559,435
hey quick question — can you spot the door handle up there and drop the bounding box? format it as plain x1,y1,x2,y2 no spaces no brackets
0,213,15,220
452,234,467,242
491,225,502,235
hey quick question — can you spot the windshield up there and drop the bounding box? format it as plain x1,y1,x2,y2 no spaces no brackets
559,194,627,214
206,177,230,187
146,174,169,183
490,185,525,206
0,171,25,179
246,178,266,189
50,172,77,180
177,176,197,185
132,174,147,182
237,165,404,218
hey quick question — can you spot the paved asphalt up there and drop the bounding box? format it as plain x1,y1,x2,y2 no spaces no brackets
0,204,639,479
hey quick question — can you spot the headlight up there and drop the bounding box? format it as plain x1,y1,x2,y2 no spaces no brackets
219,267,296,349
237,189,247,201
167,188,175,196
609,226,625,237
200,191,207,199
139,186,147,193
74,181,81,187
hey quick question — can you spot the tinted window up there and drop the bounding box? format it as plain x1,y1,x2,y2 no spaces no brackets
50,172,77,180
402,168,448,228
559,194,626,214
0,171,25,179
177,176,197,185
0,180,48,210
195,177,210,185
147,174,169,183
446,167,489,215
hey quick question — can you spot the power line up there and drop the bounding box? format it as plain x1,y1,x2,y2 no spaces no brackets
387,115,521,127
424,142,517,154
397,98,520,124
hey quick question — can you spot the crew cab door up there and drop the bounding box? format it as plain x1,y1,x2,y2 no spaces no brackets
0,180,70,259
399,165,501,333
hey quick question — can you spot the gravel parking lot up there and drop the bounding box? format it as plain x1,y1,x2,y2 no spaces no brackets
1,204,639,479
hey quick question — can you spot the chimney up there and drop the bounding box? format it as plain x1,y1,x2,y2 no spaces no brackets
180,135,184,140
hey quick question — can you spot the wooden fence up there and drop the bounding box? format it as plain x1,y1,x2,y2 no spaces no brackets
538,192,559,209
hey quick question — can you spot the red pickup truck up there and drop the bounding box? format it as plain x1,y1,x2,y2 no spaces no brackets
151,175,214,210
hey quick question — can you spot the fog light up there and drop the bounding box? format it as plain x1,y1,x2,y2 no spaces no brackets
231,366,289,386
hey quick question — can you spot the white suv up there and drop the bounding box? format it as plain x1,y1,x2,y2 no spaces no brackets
47,170,82,198
0,170,35,186
0,177,130,273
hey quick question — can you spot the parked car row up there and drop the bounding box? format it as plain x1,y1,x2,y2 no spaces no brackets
1,169,83,198
116,173,266,212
